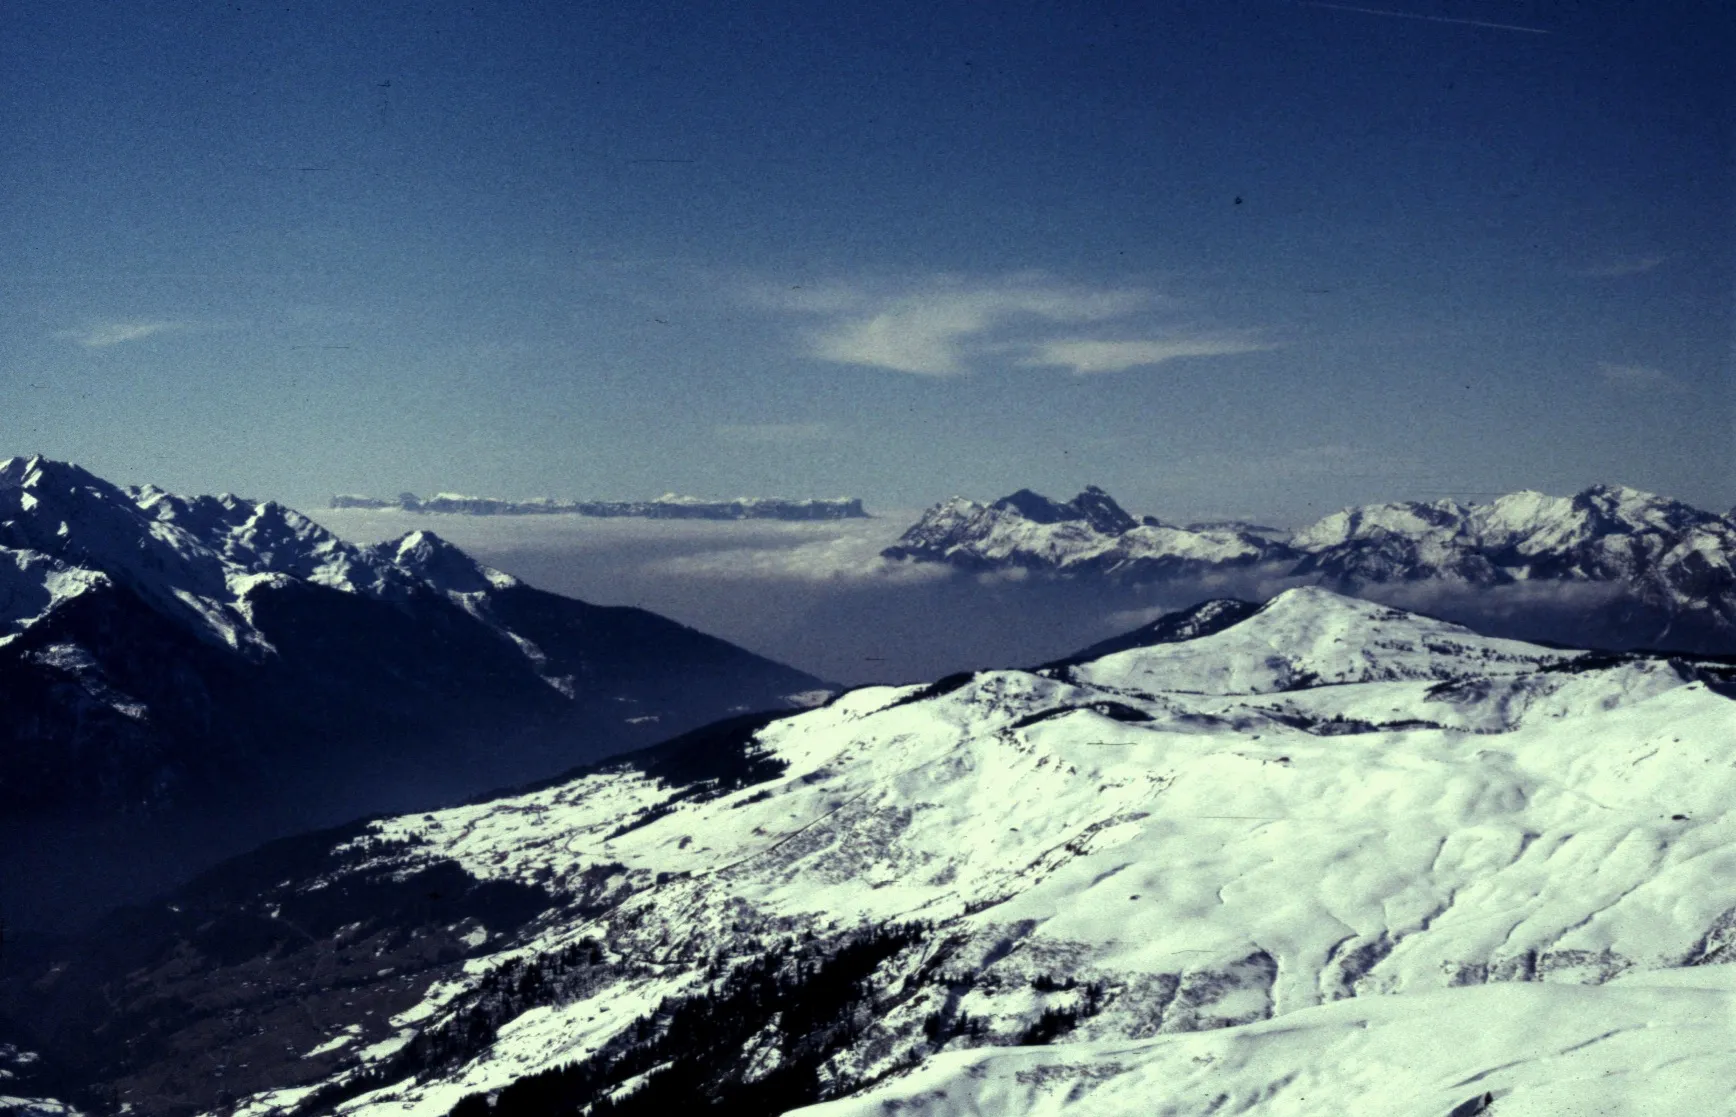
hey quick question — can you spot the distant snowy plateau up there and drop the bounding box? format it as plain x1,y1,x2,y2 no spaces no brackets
9,588,1736,1116
330,492,868,521
885,483,1736,655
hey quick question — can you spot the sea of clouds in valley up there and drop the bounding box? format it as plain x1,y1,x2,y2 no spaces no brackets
313,508,1656,687
312,509,1216,685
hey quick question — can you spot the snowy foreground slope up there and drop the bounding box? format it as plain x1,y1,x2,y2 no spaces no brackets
13,588,1708,1116
10,589,1734,1115
797,968,1736,1116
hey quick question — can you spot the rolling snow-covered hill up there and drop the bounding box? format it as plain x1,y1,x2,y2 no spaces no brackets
0,456,827,928
884,483,1736,654
9,587,1734,1116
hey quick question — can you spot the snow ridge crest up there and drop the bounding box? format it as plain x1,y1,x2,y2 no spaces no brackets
0,456,518,653
886,481,1736,651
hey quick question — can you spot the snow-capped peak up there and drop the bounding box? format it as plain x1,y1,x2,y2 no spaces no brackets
0,457,518,654
1294,483,1719,555
990,485,1139,535
888,481,1736,653
1288,498,1468,550
0,453,106,493
1570,481,1716,534
375,530,520,594
885,488,1268,576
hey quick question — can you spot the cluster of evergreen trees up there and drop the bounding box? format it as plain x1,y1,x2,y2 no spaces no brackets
450,923,928,1117
290,937,620,1117
1016,980,1105,1045
287,907,1118,1117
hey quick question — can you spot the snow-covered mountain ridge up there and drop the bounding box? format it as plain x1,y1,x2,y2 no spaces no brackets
884,482,1736,654
0,456,505,656
18,588,1733,1116
0,456,828,929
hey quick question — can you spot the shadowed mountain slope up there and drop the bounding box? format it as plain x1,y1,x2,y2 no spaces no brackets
0,456,828,929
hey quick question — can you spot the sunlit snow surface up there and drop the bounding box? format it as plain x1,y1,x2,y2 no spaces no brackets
0,455,515,655
224,588,1736,1117
794,968,1736,1116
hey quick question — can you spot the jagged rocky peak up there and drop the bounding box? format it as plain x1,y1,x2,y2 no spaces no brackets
888,480,1736,654
0,453,106,490
990,487,1076,524
375,529,518,594
1068,484,1141,534
1569,481,1719,534
1298,483,1718,552
0,454,128,528
990,485,1139,534
885,484,1286,579
0,457,833,934
1289,497,1465,549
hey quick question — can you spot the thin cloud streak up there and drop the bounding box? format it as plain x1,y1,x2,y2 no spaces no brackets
1294,1,1552,34
715,422,836,445
57,320,187,348
1598,362,1670,386
1578,255,1672,279
1023,335,1277,375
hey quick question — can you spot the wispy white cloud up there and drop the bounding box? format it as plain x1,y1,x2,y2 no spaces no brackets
58,320,188,348
1022,334,1276,375
762,274,1267,377
1576,254,1671,279
1598,361,1671,386
809,280,1145,375
715,422,836,445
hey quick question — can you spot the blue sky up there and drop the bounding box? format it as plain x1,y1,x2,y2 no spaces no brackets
3,0,1730,524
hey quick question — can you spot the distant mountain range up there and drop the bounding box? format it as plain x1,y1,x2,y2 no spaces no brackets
331,491,869,520
0,457,829,929
10,588,1732,1117
885,483,1736,654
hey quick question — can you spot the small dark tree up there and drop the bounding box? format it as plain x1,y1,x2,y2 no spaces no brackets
449,1093,491,1117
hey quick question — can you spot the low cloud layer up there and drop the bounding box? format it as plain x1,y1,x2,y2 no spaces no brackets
316,507,1689,687
647,536,950,584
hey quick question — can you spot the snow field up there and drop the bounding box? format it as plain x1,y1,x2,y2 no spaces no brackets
221,590,1736,1117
